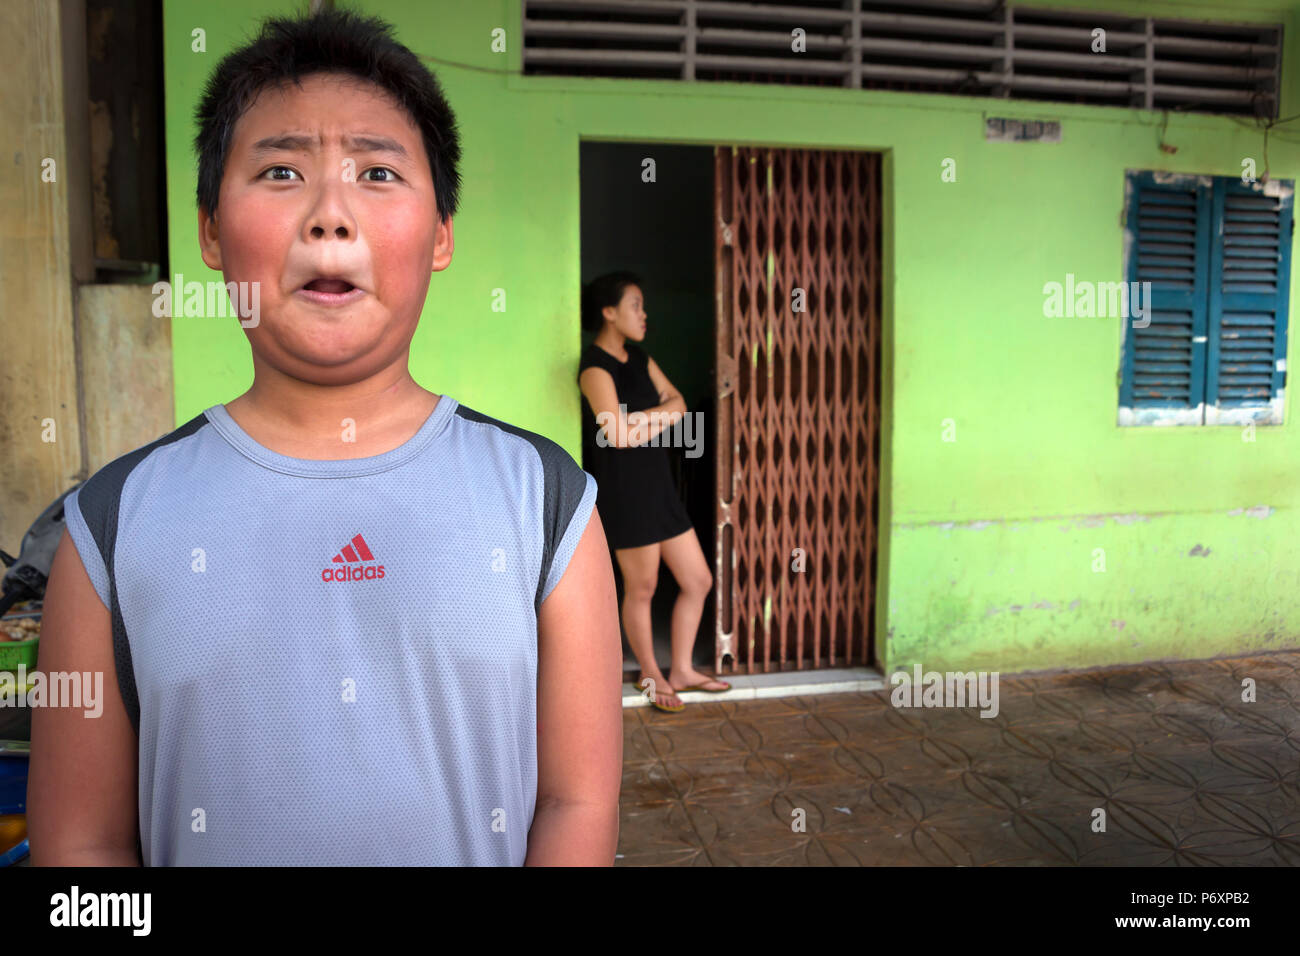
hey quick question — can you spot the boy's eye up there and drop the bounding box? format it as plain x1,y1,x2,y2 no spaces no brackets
361,167,400,183
262,166,299,181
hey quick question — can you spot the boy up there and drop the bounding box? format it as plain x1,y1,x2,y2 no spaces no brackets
27,8,623,866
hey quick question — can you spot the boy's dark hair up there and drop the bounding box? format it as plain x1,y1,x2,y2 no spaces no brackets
581,271,643,333
194,7,461,224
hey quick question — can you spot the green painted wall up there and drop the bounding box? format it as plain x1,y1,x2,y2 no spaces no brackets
162,0,1300,674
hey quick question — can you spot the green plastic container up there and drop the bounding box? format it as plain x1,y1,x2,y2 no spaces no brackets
0,638,38,672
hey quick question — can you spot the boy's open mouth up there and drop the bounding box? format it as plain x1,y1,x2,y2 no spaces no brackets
303,278,355,294
295,276,366,307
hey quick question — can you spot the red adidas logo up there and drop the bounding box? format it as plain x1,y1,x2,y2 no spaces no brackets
321,533,386,582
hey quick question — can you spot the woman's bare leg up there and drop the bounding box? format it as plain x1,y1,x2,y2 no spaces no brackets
613,541,680,707
657,528,724,691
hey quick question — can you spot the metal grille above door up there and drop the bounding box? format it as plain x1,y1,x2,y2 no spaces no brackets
713,147,881,674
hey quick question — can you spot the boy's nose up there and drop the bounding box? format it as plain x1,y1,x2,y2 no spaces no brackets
303,177,357,242
310,223,351,239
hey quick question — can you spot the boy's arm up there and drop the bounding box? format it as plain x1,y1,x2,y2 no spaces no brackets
527,509,622,866
26,530,141,865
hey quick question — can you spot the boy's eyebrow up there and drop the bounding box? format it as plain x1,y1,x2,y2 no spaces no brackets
344,134,409,158
250,133,316,155
249,133,410,159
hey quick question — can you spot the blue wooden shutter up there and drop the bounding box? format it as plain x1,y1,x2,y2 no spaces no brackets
1120,172,1213,424
1204,178,1293,425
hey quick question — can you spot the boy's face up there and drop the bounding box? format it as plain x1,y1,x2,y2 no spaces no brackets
198,72,451,385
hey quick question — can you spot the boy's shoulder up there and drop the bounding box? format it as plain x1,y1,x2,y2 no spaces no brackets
452,401,585,478
72,410,213,523
449,401,598,607
61,410,214,621
452,399,593,497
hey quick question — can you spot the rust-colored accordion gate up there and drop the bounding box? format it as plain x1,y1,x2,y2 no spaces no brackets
713,146,882,673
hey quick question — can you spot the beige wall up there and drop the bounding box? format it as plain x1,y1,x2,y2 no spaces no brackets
0,0,173,556
78,285,174,473
0,0,82,552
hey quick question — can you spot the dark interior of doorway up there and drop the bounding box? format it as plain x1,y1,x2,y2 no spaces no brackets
579,142,716,679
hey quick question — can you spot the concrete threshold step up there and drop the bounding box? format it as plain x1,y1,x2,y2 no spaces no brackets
622,667,884,707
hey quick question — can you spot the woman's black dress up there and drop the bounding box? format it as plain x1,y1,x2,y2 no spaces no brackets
578,342,694,550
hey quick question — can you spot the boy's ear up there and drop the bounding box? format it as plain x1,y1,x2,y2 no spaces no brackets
431,215,453,274
197,206,222,270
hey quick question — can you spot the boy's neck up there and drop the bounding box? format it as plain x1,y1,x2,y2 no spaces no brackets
223,361,442,460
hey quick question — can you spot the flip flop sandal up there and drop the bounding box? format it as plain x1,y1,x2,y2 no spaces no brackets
675,678,732,693
632,678,686,712
649,691,685,713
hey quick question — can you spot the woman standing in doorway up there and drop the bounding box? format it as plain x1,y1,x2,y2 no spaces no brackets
578,272,730,713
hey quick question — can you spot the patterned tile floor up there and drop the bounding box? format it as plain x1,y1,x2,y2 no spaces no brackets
616,651,1300,865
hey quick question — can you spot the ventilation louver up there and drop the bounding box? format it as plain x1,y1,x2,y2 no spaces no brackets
523,0,1282,119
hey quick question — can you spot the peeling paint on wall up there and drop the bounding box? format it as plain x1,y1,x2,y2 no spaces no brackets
896,510,1176,532
1261,179,1294,200
1112,513,1148,525
986,600,1062,615
1117,404,1205,426
1150,171,1213,187
1227,505,1274,519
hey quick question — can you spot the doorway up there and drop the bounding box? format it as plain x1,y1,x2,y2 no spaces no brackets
578,142,882,680
579,142,717,678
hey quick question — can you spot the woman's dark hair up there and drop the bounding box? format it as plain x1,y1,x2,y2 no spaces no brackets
581,271,643,333
194,6,462,224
